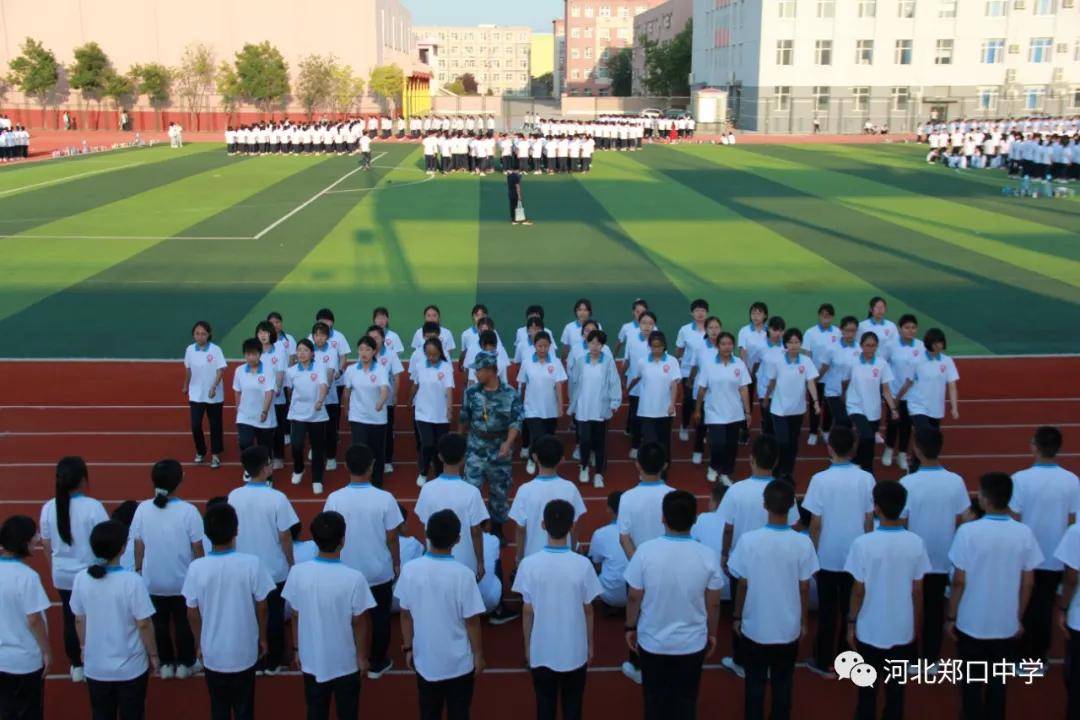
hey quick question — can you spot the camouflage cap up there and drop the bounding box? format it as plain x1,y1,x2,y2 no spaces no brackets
473,351,498,370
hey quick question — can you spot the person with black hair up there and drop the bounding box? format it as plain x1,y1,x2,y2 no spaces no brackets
588,491,630,610
0,515,52,720
412,337,455,488
232,339,277,454
692,330,752,486
40,456,108,682
882,314,921,471
817,316,860,433
622,311,658,458
283,512,376,720
518,332,568,475
182,502,275,720
464,328,510,386
737,301,769,445
510,435,587,563
801,427,874,677
368,325,406,476
110,502,139,572
842,332,899,473
70,520,159,719
227,446,299,675
285,339,331,495
627,330,680,478
899,426,971,668
675,299,710,449
616,298,651,361
514,306,552,363
904,328,960,438
857,296,899,354
845,482,931,720
751,316,785,438
513,499,602,720
625,490,723,719
569,329,621,489
409,305,456,356
461,304,504,366
341,337,392,489
395,509,487,720
371,307,405,358
729,480,817,720
183,321,227,469
803,304,840,447
763,327,820,483
130,460,204,680
255,321,288,470
267,311,298,365
947,473,1043,720
390,504,425,614
559,298,598,357
324,444,404,680
310,323,346,473
1011,426,1079,665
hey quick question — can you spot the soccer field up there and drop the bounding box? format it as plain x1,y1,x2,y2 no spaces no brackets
1,141,1077,358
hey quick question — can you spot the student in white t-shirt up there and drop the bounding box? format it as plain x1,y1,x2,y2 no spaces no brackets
729,480,817,720
227,446,299,673
736,302,769,445
70,521,159,717
625,490,724,715
341,336,392,489
899,426,972,666
285,339,331,494
617,443,676,562
313,309,351,471
803,303,840,446
310,321,345,474
182,502,275,720
626,331,680,477
1010,426,1080,664
396,509,487,720
323,444,403,680
801,427,874,677
232,338,277,454
391,504,426,613
183,320,227,469
0,515,52,719
411,338,455,486
368,319,406,475
947,472,1043,720
518,331,568,474
763,328,820,483
569,329,622,488
842,331,899,473
513,499,602,720
589,492,630,609
1054,523,1080,718
881,314,921,471
131,460,204,680
40,456,109,682
559,298,596,358
692,330,752,486
674,299,709,450
622,311,658,458
856,296,899,357
903,328,960,451
846,482,931,720
415,434,488,578
283,512,376,720
510,435,587,564
255,321,288,469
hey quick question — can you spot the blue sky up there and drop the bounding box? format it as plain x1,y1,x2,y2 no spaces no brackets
403,0,563,32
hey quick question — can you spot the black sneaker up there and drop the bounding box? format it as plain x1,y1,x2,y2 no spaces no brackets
367,658,393,679
488,605,521,626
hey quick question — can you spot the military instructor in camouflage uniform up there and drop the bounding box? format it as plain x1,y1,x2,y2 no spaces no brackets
460,351,523,540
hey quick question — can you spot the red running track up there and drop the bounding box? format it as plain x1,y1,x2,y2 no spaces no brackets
1,357,1076,720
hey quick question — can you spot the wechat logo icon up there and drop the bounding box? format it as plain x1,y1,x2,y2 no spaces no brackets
835,651,877,688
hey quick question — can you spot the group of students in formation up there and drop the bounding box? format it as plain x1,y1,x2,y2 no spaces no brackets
0,115,30,162
919,115,1080,177
420,132,603,176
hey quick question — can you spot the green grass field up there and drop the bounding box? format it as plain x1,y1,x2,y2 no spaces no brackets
1,141,1077,358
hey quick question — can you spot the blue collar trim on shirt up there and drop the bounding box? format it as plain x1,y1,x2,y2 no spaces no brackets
784,353,800,365
0,556,21,562
648,353,669,363
425,552,455,561
632,320,640,330
1033,463,1060,468
841,340,855,348
817,323,830,333
439,474,462,481
877,526,904,532
767,339,781,348
662,534,693,542
983,514,1010,521
246,481,270,488
831,462,853,468
314,557,341,564
750,475,772,482
926,351,942,361
715,353,733,365
194,343,209,352
638,332,648,342
532,352,551,364
765,523,790,531
870,318,885,326
535,475,559,482
585,352,604,364
70,492,85,498
916,464,944,472
245,361,265,374
314,342,329,352
639,480,664,486
859,355,876,365
544,545,571,553
379,346,388,357
209,549,235,556
105,565,125,573
297,360,314,372
348,482,373,488
470,326,478,334
899,339,916,347
426,359,442,369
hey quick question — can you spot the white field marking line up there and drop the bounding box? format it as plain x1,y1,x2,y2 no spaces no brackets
252,152,387,240
0,161,144,197
0,233,253,241
323,173,435,194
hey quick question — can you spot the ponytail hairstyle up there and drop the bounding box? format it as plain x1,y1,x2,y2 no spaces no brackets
87,521,128,579
0,515,37,558
54,457,88,546
151,459,183,509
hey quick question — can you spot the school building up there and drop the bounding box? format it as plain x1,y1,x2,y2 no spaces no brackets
560,0,670,96
0,0,431,130
412,25,535,97
553,19,568,96
632,0,693,95
690,0,1080,133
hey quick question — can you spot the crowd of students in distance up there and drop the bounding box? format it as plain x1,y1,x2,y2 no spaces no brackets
918,115,1080,177
0,115,30,163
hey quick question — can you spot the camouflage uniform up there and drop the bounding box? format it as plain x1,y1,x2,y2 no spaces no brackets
460,353,523,523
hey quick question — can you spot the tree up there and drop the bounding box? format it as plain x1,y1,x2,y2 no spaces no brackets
296,54,335,118
328,64,365,116
175,43,216,129
7,38,59,125
606,48,632,97
369,64,404,113
130,63,172,130
531,72,553,97
444,79,466,95
640,19,692,97
216,61,242,121
233,41,290,115
102,70,134,117
458,73,479,96
68,42,115,128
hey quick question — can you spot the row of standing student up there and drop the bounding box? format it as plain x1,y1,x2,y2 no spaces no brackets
5,422,1078,720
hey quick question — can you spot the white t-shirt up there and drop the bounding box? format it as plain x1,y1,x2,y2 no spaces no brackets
899,466,971,573
560,319,597,348
695,356,751,425
508,476,587,558
40,495,109,590
518,353,568,419
69,568,156,681
905,352,960,419
376,346,405,401
227,483,300,584
617,482,676,549
1054,524,1080,630
411,326,456,354
728,526,818,645
130,499,204,596
415,476,489,572
949,516,1044,639
383,329,406,357
801,463,875,571
718,476,800,548
260,344,288,406
0,560,51,674
1010,463,1080,572
478,533,502,612
766,354,818,417
676,322,708,378
232,363,277,429
181,550,276,673
624,536,725,654
737,324,767,362
285,360,330,423
843,355,895,422
184,343,227,403
888,340,923,395
513,547,602,671
630,353,680,418
394,554,486,681
324,483,404,586
845,528,931,649
570,353,622,422
283,559,376,683
857,318,899,355
803,324,840,372
588,523,629,601
342,361,391,424
412,360,455,424
823,342,861,398
311,342,344,404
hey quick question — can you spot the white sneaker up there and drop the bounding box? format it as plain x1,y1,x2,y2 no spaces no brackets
593,475,605,489
325,459,337,471
210,455,221,470
691,452,702,465
188,659,204,675
881,448,894,467
822,431,830,443
159,664,176,680
308,448,312,460
519,447,529,459
273,458,285,470
571,446,581,461
291,472,303,485
621,660,643,685
875,432,885,445
579,467,590,484
720,474,733,487
720,656,745,679
384,463,394,474
175,664,191,680
70,666,86,683
312,482,324,495
416,475,427,487
284,435,291,446
679,428,690,442
706,468,718,483
807,433,819,447
897,452,909,471
629,448,638,460
194,454,205,464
